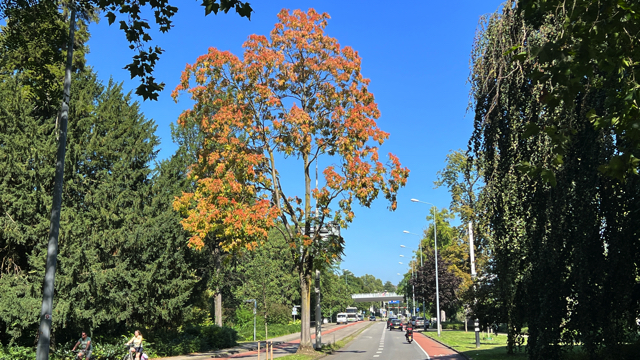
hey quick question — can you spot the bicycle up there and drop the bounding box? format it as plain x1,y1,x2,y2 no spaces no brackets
121,344,136,360
71,349,90,360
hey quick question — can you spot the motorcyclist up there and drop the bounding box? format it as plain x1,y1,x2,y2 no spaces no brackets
405,322,414,341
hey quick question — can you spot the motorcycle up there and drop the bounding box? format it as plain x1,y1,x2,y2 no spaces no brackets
406,333,413,343
405,326,414,344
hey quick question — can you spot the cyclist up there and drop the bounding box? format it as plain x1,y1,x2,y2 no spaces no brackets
72,331,92,360
125,330,144,360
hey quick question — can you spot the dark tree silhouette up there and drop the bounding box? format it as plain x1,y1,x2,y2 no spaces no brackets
411,250,462,312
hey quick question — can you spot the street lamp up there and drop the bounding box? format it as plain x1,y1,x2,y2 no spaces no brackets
400,246,418,317
404,230,426,321
343,269,348,285
402,231,424,267
411,198,441,336
400,230,426,317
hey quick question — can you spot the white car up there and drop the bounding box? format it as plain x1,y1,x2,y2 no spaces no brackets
336,313,348,324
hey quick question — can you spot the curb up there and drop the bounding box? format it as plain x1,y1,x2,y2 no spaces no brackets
419,331,470,360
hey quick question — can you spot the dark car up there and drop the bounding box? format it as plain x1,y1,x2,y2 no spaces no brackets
369,315,376,321
386,317,394,328
389,318,403,330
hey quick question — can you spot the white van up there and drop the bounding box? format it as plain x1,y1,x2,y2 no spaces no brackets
336,313,348,324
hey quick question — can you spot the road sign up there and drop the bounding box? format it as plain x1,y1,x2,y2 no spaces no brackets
292,307,298,316
388,300,400,304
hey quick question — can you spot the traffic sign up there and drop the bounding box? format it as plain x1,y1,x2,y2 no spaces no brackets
388,300,400,304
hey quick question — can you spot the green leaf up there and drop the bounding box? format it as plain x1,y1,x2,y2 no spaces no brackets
523,123,540,138
106,11,116,25
540,169,557,186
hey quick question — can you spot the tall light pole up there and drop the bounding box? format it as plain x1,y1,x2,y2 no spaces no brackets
343,269,348,285
403,231,425,321
411,198,441,336
400,248,416,317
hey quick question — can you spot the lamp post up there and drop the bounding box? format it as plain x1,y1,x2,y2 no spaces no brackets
343,269,348,285
400,249,416,317
411,198,441,336
403,231,426,321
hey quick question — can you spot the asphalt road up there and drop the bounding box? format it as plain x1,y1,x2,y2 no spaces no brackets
325,322,429,360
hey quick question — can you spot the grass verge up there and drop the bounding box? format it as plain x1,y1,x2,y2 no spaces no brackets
423,330,527,360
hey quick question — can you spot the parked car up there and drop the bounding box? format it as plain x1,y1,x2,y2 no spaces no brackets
357,314,364,321
389,318,403,330
411,316,425,328
336,313,348,324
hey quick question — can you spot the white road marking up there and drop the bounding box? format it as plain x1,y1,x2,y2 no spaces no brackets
414,334,431,360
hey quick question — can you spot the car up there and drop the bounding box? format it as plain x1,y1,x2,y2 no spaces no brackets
369,315,376,321
389,318,403,330
357,314,364,321
411,316,425,328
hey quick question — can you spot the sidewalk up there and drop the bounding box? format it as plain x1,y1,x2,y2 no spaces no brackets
158,321,373,360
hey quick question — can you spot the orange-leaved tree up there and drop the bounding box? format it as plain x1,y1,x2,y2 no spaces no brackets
172,8,409,352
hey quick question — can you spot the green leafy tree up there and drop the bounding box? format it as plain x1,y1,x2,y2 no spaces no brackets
233,229,298,339
320,270,350,321
0,70,204,346
382,281,396,292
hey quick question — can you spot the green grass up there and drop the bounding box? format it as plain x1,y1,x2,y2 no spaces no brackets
423,330,527,360
423,330,640,360
277,355,316,360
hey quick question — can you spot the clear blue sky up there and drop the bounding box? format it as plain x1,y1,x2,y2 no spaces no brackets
86,0,504,287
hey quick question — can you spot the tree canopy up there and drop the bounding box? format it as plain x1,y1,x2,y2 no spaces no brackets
172,8,409,351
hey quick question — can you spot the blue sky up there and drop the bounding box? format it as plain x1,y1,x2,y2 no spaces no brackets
86,0,504,286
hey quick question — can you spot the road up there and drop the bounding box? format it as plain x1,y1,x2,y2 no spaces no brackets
325,322,429,360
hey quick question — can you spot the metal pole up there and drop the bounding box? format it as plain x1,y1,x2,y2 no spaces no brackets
434,206,441,336
469,222,480,348
411,265,416,317
36,7,76,360
419,242,425,321
315,269,322,349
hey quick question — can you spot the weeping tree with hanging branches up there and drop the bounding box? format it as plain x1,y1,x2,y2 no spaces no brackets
469,1,640,359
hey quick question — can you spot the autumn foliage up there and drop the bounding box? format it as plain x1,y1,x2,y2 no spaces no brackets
172,9,409,349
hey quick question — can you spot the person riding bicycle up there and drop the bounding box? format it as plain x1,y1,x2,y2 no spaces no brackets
72,331,92,360
125,330,144,360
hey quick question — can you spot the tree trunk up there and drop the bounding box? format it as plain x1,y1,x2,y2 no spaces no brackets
297,271,314,354
215,289,222,327
36,7,76,360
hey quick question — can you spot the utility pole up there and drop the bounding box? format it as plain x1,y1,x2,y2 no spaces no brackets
36,6,76,360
